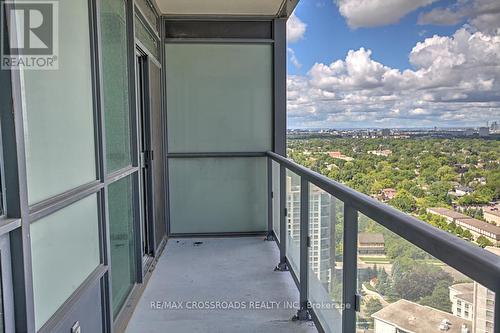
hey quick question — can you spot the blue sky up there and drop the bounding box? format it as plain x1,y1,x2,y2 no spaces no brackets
286,0,500,128
288,0,460,74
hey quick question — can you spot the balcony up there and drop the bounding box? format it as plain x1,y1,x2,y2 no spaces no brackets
1,0,499,332
120,152,500,333
125,237,317,333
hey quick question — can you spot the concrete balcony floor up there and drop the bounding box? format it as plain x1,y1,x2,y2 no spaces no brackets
125,237,318,333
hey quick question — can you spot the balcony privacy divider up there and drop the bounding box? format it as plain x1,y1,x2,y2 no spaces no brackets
266,151,500,333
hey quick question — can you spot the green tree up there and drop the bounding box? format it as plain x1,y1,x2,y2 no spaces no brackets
477,235,493,248
364,298,383,327
392,261,453,301
419,281,453,312
390,190,417,213
462,229,473,241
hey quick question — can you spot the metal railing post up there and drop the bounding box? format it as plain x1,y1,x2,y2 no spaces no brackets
266,157,274,241
295,177,310,320
342,204,358,333
275,165,288,271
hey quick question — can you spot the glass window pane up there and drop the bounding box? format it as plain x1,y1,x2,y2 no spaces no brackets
356,213,497,332
165,43,273,153
135,14,159,59
101,0,132,173
272,160,281,241
30,195,100,330
169,157,267,234
108,175,136,317
20,0,96,204
286,170,301,277
308,184,343,333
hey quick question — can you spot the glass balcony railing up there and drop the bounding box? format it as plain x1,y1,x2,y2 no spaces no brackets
267,151,500,333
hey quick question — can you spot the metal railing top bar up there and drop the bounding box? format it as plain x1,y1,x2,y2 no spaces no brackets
167,152,267,158
267,151,500,293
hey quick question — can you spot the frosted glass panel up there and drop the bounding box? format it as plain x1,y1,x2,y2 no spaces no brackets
165,43,272,153
21,0,96,204
108,175,135,317
169,157,267,233
31,195,100,330
101,0,132,172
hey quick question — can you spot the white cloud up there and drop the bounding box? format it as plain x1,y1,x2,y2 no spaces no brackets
288,48,302,69
287,27,500,128
287,13,307,42
418,0,500,34
337,0,437,28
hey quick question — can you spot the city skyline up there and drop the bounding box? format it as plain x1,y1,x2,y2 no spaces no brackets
286,0,500,129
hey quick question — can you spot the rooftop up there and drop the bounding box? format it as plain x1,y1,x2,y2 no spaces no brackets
484,206,500,217
455,293,474,304
450,282,474,295
450,283,474,304
427,207,500,237
358,232,385,244
455,217,500,237
427,207,471,220
372,299,472,333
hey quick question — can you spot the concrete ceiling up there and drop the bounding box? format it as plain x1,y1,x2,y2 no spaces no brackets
153,0,297,17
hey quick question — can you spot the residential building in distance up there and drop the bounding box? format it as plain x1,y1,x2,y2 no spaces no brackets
327,151,354,161
472,247,499,333
380,128,391,137
358,233,385,256
479,127,490,137
449,251,498,332
483,206,500,225
368,149,393,157
451,185,474,197
380,188,397,201
449,283,474,321
372,299,472,333
427,207,500,245
287,176,333,287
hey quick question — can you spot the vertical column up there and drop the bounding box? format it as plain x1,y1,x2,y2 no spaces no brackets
91,0,113,329
4,11,36,330
275,165,288,271
296,177,310,320
273,18,286,156
266,158,274,240
329,196,337,293
342,204,358,333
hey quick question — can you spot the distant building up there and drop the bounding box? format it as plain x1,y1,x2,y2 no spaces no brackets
368,149,392,157
381,188,397,201
449,283,474,321
479,127,490,137
483,206,500,225
328,151,342,158
327,151,353,161
358,233,385,256
472,246,499,333
286,176,333,288
490,121,499,133
454,185,473,197
380,128,390,137
372,299,472,333
427,208,500,245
